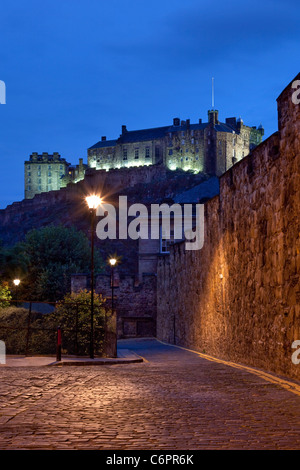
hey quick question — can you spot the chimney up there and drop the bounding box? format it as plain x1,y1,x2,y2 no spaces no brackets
101,136,106,141
199,118,202,124
173,117,180,126
122,125,127,135
208,110,219,125
226,117,237,128
186,119,190,128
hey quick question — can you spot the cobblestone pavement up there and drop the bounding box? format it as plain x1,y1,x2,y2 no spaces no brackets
0,338,300,450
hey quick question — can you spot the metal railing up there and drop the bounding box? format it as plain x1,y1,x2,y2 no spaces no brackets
0,298,117,358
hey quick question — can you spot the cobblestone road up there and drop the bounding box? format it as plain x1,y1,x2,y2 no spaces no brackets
0,338,300,450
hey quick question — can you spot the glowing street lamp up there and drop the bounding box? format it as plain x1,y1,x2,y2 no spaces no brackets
109,258,117,316
13,279,21,305
85,195,102,359
108,257,118,357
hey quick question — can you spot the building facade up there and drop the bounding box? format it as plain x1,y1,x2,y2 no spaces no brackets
88,110,264,176
24,110,264,199
24,153,86,199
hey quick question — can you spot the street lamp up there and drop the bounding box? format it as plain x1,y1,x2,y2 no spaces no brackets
86,195,102,359
108,257,117,358
13,279,21,306
109,258,117,316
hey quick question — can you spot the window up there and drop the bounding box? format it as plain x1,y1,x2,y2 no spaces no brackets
195,156,199,160
38,178,41,184
27,185,31,191
160,228,170,254
191,138,194,145
168,149,173,156
27,178,31,183
145,147,150,158
47,185,52,191
27,171,31,177
48,171,51,176
123,148,128,160
60,165,63,170
135,148,139,159
38,185,41,191
48,178,52,184
27,165,31,170
181,139,185,145
37,171,41,176
186,148,189,153
181,131,185,137
48,165,52,169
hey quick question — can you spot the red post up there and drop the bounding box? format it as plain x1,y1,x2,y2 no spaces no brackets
56,327,62,362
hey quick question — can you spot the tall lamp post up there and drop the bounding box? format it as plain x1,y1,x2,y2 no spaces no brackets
13,279,21,306
86,195,102,359
109,257,117,357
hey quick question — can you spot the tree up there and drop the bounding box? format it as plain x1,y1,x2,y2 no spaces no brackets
18,225,103,301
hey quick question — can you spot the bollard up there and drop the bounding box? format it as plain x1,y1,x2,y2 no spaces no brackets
56,327,62,362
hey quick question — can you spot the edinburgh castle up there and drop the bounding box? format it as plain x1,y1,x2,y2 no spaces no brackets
24,109,264,199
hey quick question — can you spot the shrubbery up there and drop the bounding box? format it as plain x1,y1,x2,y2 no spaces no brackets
0,290,113,356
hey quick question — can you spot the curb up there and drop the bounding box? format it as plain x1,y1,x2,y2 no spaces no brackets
48,350,144,366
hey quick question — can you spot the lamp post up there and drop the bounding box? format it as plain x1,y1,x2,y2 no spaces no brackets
109,257,117,358
86,195,102,359
109,258,117,315
13,279,21,306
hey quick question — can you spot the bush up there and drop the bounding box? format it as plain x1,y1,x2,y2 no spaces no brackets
50,290,112,356
0,282,12,308
0,291,114,357
0,306,55,355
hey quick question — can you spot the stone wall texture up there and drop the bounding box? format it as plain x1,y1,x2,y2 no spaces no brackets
72,273,157,338
157,74,300,380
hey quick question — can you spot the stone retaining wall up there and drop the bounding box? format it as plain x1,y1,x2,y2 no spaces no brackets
157,74,300,380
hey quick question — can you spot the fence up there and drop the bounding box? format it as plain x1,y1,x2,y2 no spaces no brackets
0,298,117,358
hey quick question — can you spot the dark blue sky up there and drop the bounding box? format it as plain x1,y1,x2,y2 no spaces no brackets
0,0,299,208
